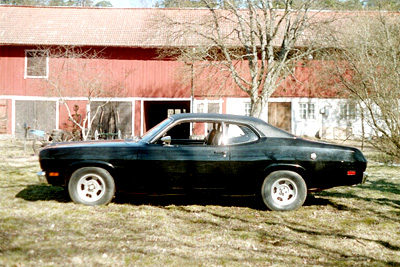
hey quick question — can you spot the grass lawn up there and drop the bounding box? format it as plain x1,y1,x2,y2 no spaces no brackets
0,139,399,266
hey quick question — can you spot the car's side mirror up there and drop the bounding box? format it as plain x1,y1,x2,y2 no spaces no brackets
161,136,172,146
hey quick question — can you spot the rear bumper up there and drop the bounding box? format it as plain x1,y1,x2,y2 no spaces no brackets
362,172,368,184
37,171,47,184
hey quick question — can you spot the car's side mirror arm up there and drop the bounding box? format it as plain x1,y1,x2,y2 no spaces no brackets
161,136,172,146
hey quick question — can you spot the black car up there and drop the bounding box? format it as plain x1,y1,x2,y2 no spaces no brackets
37,113,367,211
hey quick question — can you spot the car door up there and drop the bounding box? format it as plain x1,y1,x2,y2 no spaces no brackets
138,143,229,192
137,121,230,193
224,123,267,194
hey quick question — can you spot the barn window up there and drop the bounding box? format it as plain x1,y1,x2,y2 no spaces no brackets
25,50,48,78
340,103,356,120
197,103,204,113
299,103,315,120
244,102,251,116
195,100,222,114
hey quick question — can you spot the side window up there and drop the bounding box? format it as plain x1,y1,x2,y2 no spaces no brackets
160,121,209,145
165,122,191,140
157,121,258,146
224,124,258,145
25,50,48,78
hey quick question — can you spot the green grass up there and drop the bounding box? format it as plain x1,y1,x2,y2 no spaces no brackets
0,139,399,266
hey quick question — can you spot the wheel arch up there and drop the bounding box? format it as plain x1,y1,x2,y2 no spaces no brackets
66,161,116,184
263,164,308,183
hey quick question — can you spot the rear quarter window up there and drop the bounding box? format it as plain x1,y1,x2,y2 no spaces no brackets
224,124,258,145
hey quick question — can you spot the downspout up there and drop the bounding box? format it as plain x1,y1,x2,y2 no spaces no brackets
191,61,194,113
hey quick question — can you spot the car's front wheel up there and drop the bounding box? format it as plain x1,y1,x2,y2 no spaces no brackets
261,171,307,211
68,167,115,206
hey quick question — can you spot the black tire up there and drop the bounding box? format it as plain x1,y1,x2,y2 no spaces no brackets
68,167,115,206
261,171,307,211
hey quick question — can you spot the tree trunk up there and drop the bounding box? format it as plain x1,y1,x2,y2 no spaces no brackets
251,97,268,121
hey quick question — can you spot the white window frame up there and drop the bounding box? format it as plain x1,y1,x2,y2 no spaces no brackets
244,101,252,116
197,103,205,113
24,50,49,79
194,99,223,114
339,102,356,121
299,103,316,120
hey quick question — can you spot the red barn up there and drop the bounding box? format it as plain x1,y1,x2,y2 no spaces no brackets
0,6,359,139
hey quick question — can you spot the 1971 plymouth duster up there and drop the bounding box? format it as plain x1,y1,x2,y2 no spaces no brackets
38,113,367,211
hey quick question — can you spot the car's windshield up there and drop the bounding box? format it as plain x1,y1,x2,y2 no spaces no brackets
140,117,173,143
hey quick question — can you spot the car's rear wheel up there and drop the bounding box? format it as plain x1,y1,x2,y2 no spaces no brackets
261,171,307,211
68,167,115,206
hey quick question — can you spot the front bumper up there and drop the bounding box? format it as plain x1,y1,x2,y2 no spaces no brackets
37,171,47,184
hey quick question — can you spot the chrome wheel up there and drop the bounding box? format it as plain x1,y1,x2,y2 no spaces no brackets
76,174,106,203
270,178,298,206
261,171,307,211
69,167,115,206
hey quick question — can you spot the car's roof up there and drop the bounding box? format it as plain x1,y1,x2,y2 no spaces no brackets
169,113,294,138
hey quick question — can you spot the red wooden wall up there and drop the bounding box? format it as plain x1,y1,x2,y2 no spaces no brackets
0,46,193,98
1,45,343,100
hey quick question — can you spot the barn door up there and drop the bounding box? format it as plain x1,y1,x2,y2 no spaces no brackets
91,101,133,139
268,102,292,133
15,100,57,139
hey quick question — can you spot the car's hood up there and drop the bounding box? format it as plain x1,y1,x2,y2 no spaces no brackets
43,139,141,150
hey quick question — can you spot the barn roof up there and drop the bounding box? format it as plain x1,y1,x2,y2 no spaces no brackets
0,5,367,48
0,6,169,47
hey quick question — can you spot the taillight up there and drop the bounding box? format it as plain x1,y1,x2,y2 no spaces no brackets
347,170,356,176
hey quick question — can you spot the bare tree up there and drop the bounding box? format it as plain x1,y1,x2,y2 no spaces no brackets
36,46,127,140
155,0,327,119
323,13,400,158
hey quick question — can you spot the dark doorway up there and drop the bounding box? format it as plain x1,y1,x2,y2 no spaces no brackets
268,102,292,133
144,101,190,132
